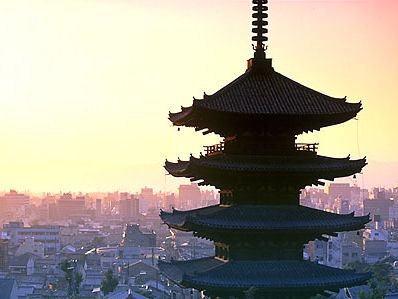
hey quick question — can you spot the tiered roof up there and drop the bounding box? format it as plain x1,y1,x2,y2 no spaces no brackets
165,154,366,186
169,68,362,135
160,204,370,235
159,258,371,293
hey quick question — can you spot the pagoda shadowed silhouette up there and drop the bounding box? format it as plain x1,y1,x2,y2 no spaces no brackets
159,1,371,298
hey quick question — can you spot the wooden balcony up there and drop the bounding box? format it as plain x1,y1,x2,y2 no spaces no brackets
295,143,318,153
204,142,225,156
203,142,318,156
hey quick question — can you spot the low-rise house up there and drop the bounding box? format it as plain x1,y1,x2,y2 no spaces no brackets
126,261,159,284
104,287,149,299
15,238,45,259
82,269,103,289
11,274,46,290
8,253,37,275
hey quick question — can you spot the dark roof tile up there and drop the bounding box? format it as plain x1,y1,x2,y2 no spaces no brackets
159,258,370,290
165,154,366,182
198,71,359,115
160,204,370,233
169,69,362,133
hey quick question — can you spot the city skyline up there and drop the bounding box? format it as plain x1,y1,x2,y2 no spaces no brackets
0,0,397,192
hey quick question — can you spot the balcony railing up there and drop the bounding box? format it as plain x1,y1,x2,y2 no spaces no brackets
204,142,225,156
203,142,318,156
295,143,318,153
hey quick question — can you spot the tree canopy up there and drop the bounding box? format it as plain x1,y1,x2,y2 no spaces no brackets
101,268,119,295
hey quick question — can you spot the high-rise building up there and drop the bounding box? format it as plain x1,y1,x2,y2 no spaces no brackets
325,183,352,201
120,192,130,201
140,187,157,212
159,1,370,298
163,193,176,210
364,198,391,224
48,203,58,220
96,198,102,218
0,190,30,221
57,193,88,219
178,184,201,209
338,198,351,215
1,190,30,206
119,197,140,220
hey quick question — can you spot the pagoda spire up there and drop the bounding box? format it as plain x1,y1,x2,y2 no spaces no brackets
252,0,268,58
249,0,271,71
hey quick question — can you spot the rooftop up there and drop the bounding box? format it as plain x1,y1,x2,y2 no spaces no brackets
0,279,16,299
159,257,371,292
169,68,361,135
161,204,370,236
165,154,366,186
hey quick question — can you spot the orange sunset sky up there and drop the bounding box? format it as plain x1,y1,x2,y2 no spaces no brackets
0,0,397,192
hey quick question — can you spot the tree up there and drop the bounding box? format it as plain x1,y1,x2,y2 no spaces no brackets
345,261,398,298
101,268,119,295
60,260,73,297
75,272,83,295
358,279,385,299
91,236,105,248
60,259,83,298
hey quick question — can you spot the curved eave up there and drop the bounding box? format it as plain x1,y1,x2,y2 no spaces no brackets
170,104,361,123
159,258,370,291
164,155,367,181
159,257,224,285
191,215,370,234
160,205,222,231
169,106,361,135
169,106,195,126
160,210,191,232
168,68,363,133
160,205,370,234
164,160,191,177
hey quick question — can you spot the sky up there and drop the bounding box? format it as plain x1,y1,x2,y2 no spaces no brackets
0,0,397,192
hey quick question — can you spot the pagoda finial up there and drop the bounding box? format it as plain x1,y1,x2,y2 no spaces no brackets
252,0,268,59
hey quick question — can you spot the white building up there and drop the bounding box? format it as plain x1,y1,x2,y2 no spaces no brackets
3,222,61,254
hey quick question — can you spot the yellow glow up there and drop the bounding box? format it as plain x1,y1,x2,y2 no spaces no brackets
0,0,396,191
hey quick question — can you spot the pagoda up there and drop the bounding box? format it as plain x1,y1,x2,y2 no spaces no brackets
159,1,370,298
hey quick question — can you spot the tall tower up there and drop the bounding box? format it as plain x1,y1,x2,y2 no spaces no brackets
160,1,370,298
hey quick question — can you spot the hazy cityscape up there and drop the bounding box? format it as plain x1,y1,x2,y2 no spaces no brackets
0,183,398,298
